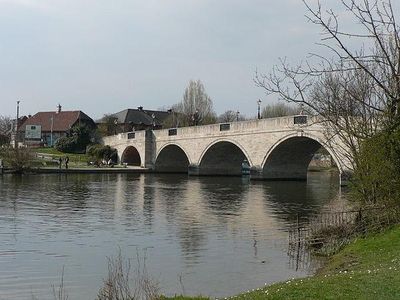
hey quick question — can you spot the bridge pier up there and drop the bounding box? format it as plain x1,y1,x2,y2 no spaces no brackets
188,164,200,176
250,166,263,180
340,170,352,186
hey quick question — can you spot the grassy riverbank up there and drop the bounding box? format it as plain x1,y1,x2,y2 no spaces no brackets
31,147,89,168
166,225,400,299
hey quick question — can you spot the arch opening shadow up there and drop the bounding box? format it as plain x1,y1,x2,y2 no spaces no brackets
263,136,338,180
199,141,247,176
155,145,189,173
121,146,141,166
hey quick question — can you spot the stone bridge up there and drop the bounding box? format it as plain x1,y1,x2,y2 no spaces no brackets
102,115,352,183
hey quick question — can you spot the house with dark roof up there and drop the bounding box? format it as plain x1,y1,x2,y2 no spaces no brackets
107,107,170,132
18,105,95,146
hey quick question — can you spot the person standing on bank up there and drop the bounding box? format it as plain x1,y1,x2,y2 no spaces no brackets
58,157,62,169
65,156,69,169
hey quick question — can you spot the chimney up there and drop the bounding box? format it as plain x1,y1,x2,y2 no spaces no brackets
57,104,62,113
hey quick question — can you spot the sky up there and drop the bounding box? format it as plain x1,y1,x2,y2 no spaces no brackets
0,0,392,120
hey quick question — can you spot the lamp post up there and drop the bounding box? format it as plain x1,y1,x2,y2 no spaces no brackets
236,110,240,122
14,100,20,148
151,113,156,129
257,99,262,119
114,119,118,135
167,108,175,128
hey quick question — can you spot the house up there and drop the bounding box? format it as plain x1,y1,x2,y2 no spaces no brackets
18,105,95,146
104,107,170,132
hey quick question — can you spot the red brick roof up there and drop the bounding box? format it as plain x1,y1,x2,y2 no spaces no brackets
19,111,93,132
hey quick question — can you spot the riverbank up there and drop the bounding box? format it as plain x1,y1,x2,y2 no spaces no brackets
166,225,400,299
32,166,150,174
0,166,150,174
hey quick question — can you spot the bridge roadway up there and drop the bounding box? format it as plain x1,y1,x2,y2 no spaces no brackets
102,115,352,183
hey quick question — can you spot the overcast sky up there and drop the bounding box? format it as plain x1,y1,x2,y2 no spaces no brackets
0,0,393,119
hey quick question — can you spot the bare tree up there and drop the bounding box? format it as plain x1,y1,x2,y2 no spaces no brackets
0,116,13,145
261,103,301,118
255,0,400,171
218,110,244,122
97,114,120,137
174,80,217,126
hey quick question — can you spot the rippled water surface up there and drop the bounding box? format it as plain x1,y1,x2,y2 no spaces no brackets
0,172,344,299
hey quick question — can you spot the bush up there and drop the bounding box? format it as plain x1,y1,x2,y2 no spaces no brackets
55,136,77,153
54,124,94,154
351,128,400,206
71,124,92,152
97,250,159,300
87,144,117,162
0,146,33,171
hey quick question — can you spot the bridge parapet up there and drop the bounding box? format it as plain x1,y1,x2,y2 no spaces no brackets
102,131,146,146
153,115,317,140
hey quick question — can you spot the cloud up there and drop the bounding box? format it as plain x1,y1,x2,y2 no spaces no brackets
0,0,355,118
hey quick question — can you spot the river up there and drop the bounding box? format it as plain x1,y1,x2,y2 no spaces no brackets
0,172,344,299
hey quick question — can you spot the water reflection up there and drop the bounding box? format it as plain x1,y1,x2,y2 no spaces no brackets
0,172,343,299
198,177,249,216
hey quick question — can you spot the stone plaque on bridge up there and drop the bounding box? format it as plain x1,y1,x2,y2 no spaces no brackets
294,115,307,125
168,129,177,136
219,123,230,131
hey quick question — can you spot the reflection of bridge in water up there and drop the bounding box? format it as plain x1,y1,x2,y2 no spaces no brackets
102,115,352,183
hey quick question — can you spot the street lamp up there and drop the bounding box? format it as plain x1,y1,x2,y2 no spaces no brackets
257,99,262,119
236,110,240,122
114,119,118,135
300,103,304,115
151,113,156,129
14,100,20,148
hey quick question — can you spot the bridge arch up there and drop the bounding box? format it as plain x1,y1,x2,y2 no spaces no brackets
198,139,251,176
261,133,342,180
155,143,190,173
121,146,141,166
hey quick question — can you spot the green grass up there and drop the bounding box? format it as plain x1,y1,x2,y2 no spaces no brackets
161,297,209,300
32,147,89,168
166,226,400,300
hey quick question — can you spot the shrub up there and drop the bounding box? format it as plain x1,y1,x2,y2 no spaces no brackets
54,124,94,154
71,124,92,152
87,144,117,162
54,136,77,153
97,250,159,300
0,146,33,171
351,127,400,206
